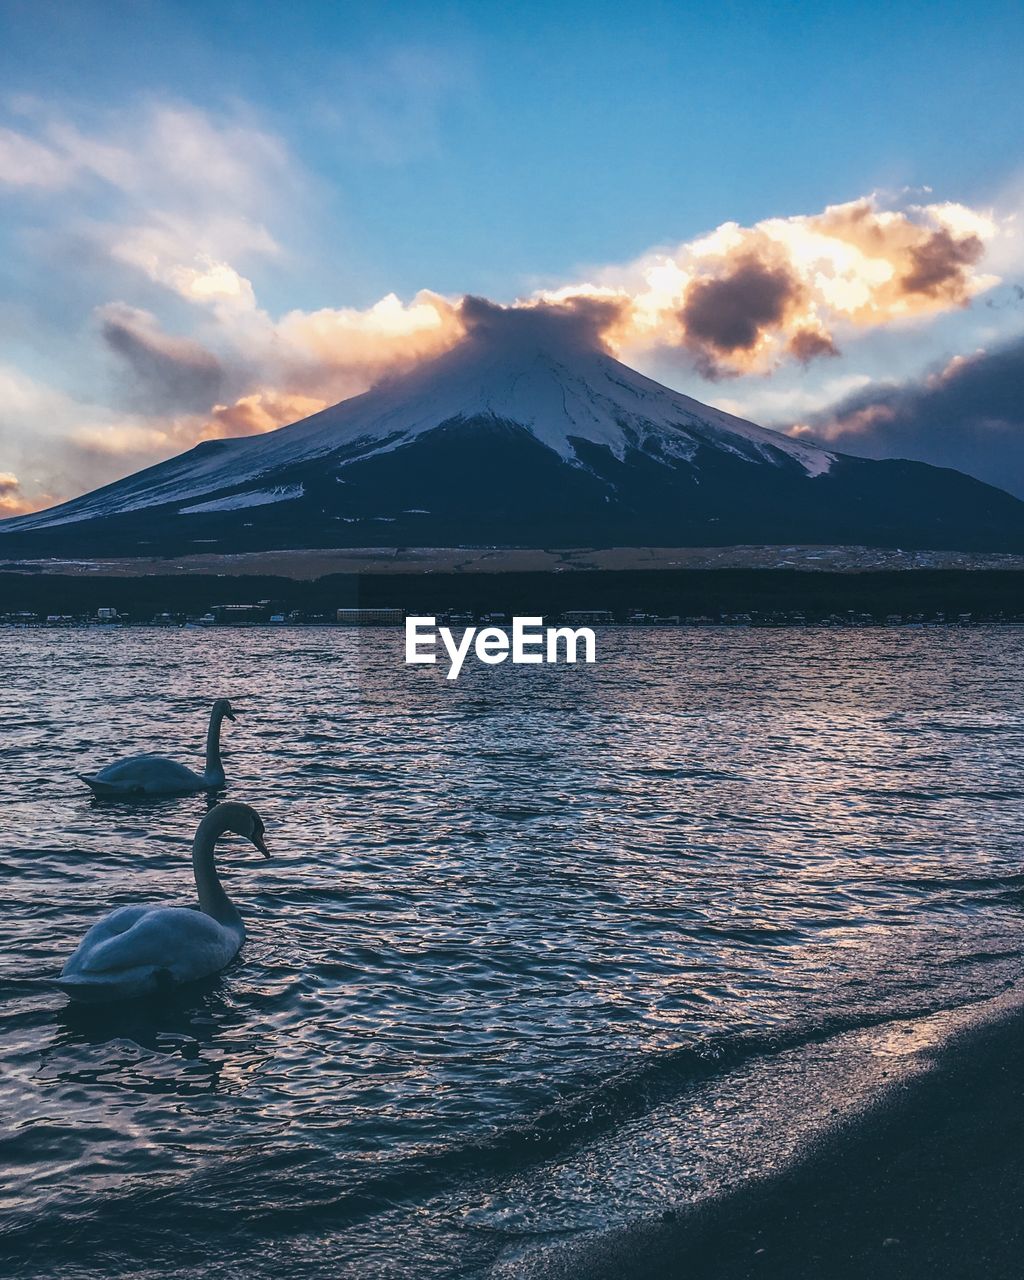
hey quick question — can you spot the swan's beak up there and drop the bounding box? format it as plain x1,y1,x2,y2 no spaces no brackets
252,832,270,857
226,708,238,721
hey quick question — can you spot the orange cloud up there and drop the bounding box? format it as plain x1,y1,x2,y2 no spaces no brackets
540,195,1000,377
270,289,464,400
783,335,1024,497
198,391,329,439
0,472,55,516
5,190,1004,520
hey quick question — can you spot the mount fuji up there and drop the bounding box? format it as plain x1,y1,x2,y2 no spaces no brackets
3,304,1024,556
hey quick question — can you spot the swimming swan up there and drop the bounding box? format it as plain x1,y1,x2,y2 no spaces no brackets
79,698,238,797
57,801,269,1002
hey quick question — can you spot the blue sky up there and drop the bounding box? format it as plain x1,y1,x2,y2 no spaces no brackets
1,0,1023,509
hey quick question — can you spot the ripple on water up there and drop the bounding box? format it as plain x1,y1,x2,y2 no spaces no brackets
1,626,1024,1277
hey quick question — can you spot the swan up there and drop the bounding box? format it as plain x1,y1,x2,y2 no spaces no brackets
57,801,269,1002
79,698,238,797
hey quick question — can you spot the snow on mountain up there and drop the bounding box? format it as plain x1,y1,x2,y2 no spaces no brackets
178,484,305,515
3,303,1023,555
277,338,836,477
3,328,833,533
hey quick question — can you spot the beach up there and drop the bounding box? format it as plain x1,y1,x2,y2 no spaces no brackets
501,994,1024,1279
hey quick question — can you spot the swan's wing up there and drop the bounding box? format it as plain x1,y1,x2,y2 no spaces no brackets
80,756,208,795
62,905,153,968
62,906,240,985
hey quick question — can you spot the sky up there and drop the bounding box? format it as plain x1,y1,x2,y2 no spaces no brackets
1,0,1023,514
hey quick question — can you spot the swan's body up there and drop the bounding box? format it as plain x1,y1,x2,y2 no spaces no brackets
79,699,237,797
57,802,269,1002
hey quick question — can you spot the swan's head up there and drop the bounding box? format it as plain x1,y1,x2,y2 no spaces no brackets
213,698,237,722
248,813,270,858
212,801,270,857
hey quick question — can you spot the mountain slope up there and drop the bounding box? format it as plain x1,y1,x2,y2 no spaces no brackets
4,329,1024,555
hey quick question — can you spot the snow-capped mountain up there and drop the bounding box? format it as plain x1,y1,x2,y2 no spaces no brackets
4,322,1024,555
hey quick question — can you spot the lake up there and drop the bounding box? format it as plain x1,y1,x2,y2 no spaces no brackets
2,626,1024,1277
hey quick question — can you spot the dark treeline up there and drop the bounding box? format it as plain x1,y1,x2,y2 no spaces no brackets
3,569,1024,620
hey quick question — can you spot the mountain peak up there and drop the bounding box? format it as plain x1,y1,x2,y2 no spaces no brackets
280,320,836,475
2,331,1022,556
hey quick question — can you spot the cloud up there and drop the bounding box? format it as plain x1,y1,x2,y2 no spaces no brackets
149,192,994,416
900,226,985,297
542,195,1001,378
98,303,223,412
197,391,329,440
0,472,36,515
681,255,799,353
676,253,804,376
0,103,289,203
0,101,1013,518
458,293,627,354
0,126,75,187
269,290,464,397
0,102,290,329
65,137,1001,396
44,289,465,473
0,470,59,517
788,328,840,363
402,196,999,383
0,364,158,509
111,228,270,308
787,335,1024,497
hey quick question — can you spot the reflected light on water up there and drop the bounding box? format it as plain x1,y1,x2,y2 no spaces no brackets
1,626,1024,1276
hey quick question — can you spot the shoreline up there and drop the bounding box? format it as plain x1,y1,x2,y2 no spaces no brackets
3,567,1024,627
497,990,1024,1279
5,545,1024,578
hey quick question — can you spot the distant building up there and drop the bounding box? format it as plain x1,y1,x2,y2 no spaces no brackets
97,607,119,621
336,608,404,626
211,604,267,623
561,609,614,625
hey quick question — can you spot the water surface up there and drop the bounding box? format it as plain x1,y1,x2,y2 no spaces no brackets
2,626,1024,1277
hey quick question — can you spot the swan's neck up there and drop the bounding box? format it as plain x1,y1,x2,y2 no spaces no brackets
205,708,226,781
192,810,242,929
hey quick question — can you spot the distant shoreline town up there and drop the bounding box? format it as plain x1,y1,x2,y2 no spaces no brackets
1,604,1018,630
3,566,1023,632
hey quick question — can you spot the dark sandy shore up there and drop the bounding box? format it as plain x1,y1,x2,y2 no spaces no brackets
502,1001,1024,1279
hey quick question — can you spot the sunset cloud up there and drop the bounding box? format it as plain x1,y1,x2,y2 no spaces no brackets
539,195,1001,378
677,253,806,376
98,303,224,412
0,471,59,516
269,290,464,396
0,93,1015,510
0,472,34,515
786,336,1024,497
102,192,1000,461
458,292,627,354
197,391,329,440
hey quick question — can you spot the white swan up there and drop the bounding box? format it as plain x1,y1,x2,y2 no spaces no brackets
78,698,238,797
57,801,269,1003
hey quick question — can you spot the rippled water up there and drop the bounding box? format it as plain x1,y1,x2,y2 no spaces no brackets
2,626,1024,1277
